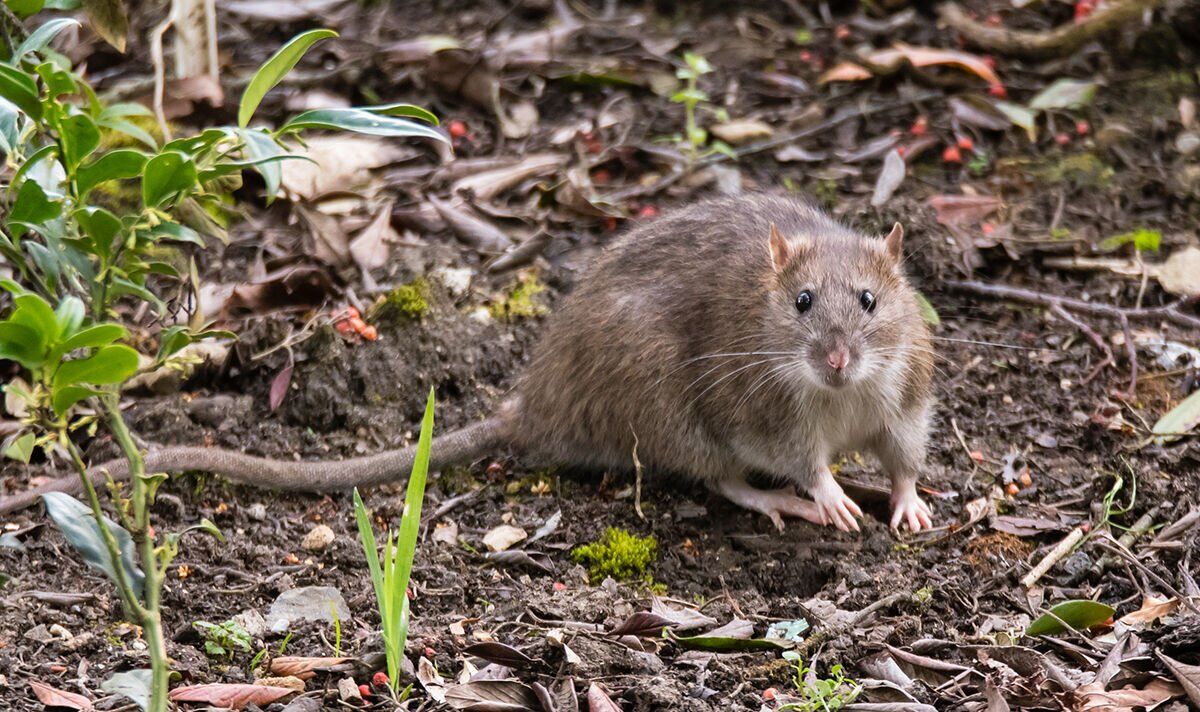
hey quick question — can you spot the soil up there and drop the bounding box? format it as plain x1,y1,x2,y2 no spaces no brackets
2,1,1200,710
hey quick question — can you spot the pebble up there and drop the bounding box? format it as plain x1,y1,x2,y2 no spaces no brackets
255,676,306,693
266,586,350,632
245,503,268,521
337,677,363,704
301,524,335,552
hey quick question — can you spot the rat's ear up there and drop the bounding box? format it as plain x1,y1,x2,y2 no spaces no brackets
768,223,792,272
883,222,904,261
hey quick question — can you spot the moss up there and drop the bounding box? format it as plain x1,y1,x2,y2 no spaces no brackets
438,465,480,495
1004,152,1114,190
371,278,431,322
572,527,657,583
813,178,839,210
488,273,547,321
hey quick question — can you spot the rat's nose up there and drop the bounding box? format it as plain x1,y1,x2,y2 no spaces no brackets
826,347,851,372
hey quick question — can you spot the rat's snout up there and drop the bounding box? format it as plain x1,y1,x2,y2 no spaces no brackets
826,346,851,372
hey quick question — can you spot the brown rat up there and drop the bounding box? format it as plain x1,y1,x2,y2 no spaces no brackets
1,195,935,531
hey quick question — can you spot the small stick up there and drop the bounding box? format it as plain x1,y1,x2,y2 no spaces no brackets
1051,303,1114,384
1093,535,1200,614
630,426,645,521
1118,314,1138,396
1022,526,1085,588
950,417,979,484
946,280,1200,331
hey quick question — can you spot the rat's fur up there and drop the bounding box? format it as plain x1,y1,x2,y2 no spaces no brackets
1,196,935,529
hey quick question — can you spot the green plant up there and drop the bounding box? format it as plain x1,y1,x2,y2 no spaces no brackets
353,388,435,694
1099,227,1161,254
668,52,732,160
330,600,342,656
193,618,252,659
778,652,862,712
0,16,445,712
571,527,657,583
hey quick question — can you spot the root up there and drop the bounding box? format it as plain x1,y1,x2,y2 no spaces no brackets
937,0,1166,60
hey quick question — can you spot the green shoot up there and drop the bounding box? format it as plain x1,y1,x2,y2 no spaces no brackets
354,388,435,692
668,52,731,160
778,652,861,712
330,600,342,656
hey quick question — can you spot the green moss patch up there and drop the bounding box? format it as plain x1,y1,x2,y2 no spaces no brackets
572,527,658,583
372,278,431,322
488,273,547,321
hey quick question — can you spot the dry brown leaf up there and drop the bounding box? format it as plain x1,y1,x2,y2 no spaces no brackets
482,524,527,552
169,683,296,708
586,684,622,712
269,656,356,681
296,204,352,267
1156,247,1200,297
1076,677,1182,711
428,196,513,252
871,149,906,208
30,681,94,711
451,154,563,202
927,194,1003,226
281,136,415,201
710,119,774,145
822,43,1000,86
1117,596,1180,627
819,61,873,83
349,202,396,277
1158,651,1200,708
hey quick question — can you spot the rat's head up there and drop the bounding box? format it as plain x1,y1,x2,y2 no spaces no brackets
764,220,920,390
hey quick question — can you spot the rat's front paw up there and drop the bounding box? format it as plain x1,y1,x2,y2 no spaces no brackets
810,479,862,532
890,484,933,532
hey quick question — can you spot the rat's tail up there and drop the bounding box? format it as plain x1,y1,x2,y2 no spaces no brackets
0,414,510,515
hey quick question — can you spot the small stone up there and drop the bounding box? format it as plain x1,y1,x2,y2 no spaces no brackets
267,586,350,632
432,520,459,546
337,677,363,704
24,625,53,643
433,266,473,297
256,676,306,693
48,624,73,641
280,698,322,712
301,524,335,552
233,609,269,639
245,503,268,521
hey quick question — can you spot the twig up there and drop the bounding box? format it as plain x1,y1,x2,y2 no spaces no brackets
1051,303,1113,384
1093,534,1200,614
950,417,979,484
148,5,179,141
946,280,1200,330
1021,526,1085,588
937,0,1166,60
1118,313,1138,396
630,426,645,521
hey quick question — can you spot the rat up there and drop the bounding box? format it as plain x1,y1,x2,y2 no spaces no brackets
0,195,935,532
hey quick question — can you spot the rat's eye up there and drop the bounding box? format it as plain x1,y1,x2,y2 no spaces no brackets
859,290,877,313
795,290,813,314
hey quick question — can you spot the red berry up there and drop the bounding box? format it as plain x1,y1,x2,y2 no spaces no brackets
1055,132,1071,146
360,325,378,342
637,205,659,219
896,145,907,158
835,24,851,40
591,169,611,184
425,646,436,658
956,136,974,151
981,222,995,235
346,306,360,319
604,217,619,232
553,581,567,591
1075,120,1090,136
447,120,467,139
372,672,389,687
942,146,962,163
981,55,997,70
1074,0,1095,21
909,116,928,137
335,320,356,335
764,688,778,701
985,13,1002,26
358,684,372,698
988,83,1007,99
799,50,814,64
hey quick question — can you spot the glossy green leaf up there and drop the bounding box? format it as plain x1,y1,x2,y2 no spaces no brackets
1029,79,1097,111
74,206,123,258
54,296,84,338
51,384,100,416
197,153,303,183
3,431,36,463
58,323,125,352
11,293,58,347
0,63,43,120
0,97,20,155
0,322,42,368
101,669,151,712
995,101,1037,141
10,145,60,192
148,221,203,246
95,116,156,149
369,103,439,125
53,343,139,387
1152,388,1200,445
42,491,144,598
141,151,196,207
82,0,128,52
35,61,77,98
280,107,449,142
1099,228,1161,253
60,115,101,171
1026,600,1115,637
100,102,153,119
667,630,789,652
238,29,338,128
8,179,62,238
77,148,148,197
14,18,81,61
236,128,285,200
161,127,226,155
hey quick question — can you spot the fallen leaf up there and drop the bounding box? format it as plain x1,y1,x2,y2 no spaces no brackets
499,100,539,140
1152,388,1200,444
995,101,1038,140
1029,79,1097,111
168,683,296,708
482,524,527,552
668,619,788,652
1076,677,1182,711
296,204,352,268
450,154,563,202
819,62,873,83
1118,596,1181,627
1026,600,1115,637
269,656,357,681
281,135,415,201
417,656,446,703
650,597,718,632
609,612,675,637
444,679,542,711
1158,651,1200,708
349,202,396,277
710,118,773,145
463,642,538,669
383,34,461,64
821,43,1000,85
586,684,622,712
525,509,561,545
224,0,347,21
216,265,336,318
774,145,827,162
927,194,1003,226
30,681,94,711
1156,246,1200,297
269,363,293,412
428,196,514,252
949,95,1011,131
871,149,906,207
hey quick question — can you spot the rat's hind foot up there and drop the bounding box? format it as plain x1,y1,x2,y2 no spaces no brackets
717,476,824,532
890,481,933,532
809,471,862,532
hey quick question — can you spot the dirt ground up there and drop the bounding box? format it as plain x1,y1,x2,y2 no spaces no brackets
2,0,1200,710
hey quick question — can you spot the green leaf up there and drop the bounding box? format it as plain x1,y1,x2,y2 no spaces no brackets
3,432,35,463
141,151,197,207
915,291,940,328
51,384,100,416
0,63,43,120
1099,228,1161,253
59,323,126,352
8,179,62,238
53,343,139,387
280,107,449,143
15,18,82,62
0,97,21,155
1026,600,1115,637
82,0,128,52
368,103,439,125
0,323,42,369
77,148,148,197
667,630,789,652
101,669,152,712
95,116,156,149
11,293,58,346
35,60,77,98
54,295,84,338
60,115,102,171
354,487,386,627
1029,79,1097,111
235,128,285,200
100,101,153,119
1152,388,1200,445
10,145,60,193
197,153,303,183
7,0,46,19
147,221,203,246
239,28,338,128
74,206,123,258
41,491,144,599
995,101,1037,141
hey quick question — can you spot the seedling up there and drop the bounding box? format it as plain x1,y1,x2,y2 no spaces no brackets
193,619,252,659
778,652,862,712
668,52,733,160
353,388,435,693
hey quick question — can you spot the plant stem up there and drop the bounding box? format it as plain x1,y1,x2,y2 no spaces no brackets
104,395,170,712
